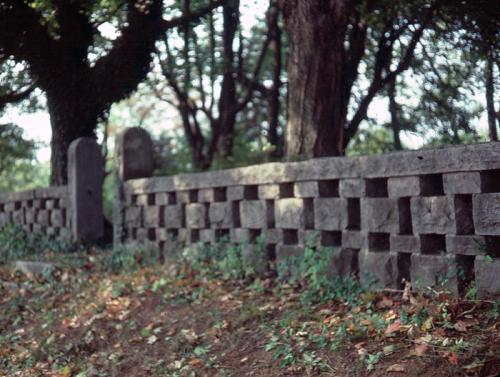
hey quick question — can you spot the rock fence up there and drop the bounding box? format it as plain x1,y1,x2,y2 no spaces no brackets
0,138,104,244
114,128,500,297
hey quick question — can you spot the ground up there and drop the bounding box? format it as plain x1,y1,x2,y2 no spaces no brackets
1,248,500,377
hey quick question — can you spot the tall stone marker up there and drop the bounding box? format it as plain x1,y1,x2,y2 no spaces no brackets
68,138,104,243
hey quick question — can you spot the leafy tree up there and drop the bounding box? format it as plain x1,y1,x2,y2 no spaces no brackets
0,0,224,184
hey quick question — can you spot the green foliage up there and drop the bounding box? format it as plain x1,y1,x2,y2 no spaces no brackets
104,241,159,273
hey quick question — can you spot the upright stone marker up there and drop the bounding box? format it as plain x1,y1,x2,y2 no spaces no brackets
68,138,104,243
113,127,154,246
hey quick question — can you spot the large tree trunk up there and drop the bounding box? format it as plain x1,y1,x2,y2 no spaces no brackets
47,86,100,185
281,0,353,159
486,53,498,141
388,79,403,150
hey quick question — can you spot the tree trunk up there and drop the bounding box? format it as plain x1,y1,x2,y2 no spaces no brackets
281,0,353,159
388,79,403,150
47,88,100,185
267,0,283,159
486,53,498,141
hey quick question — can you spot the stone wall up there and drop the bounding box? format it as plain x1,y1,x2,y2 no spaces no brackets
115,128,500,297
0,186,71,241
0,138,104,244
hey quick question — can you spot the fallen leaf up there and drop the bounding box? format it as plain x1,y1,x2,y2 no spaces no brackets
447,352,459,366
387,363,405,372
453,321,467,332
385,320,401,336
414,343,429,357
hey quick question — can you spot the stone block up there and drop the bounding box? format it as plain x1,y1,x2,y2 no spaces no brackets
125,206,142,228
390,235,420,253
12,210,24,226
258,184,280,199
25,209,36,224
50,210,65,228
329,248,359,278
200,229,215,243
209,202,232,229
443,172,481,194
361,198,399,233
0,212,7,227
136,194,148,206
45,200,56,210
473,193,500,235
156,228,169,241
475,256,500,298
240,200,266,229
230,228,250,243
294,181,319,198
339,179,365,197
410,254,458,294
177,191,191,203
388,176,421,197
446,235,485,256
198,188,215,203
186,203,206,229
262,228,282,244
37,210,50,227
411,196,455,234
144,206,161,228
314,198,347,230
359,250,397,289
242,244,269,275
177,229,190,244
4,203,15,212
227,186,245,201
275,198,305,229
135,228,148,241
276,244,304,263
155,193,169,205
342,231,364,249
164,205,183,228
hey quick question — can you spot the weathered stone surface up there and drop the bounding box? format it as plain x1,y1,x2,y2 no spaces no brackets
388,176,421,198
37,210,50,227
342,231,364,249
339,179,364,197
294,181,319,198
445,235,485,255
475,256,500,298
262,229,282,244
69,138,104,243
198,188,215,202
0,212,7,226
359,250,397,288
177,191,191,203
162,205,182,229
185,203,206,229
230,228,250,243
240,200,266,229
314,198,347,230
209,202,232,229
143,206,161,228
443,172,481,194
361,198,399,233
473,193,500,235
242,244,269,275
125,206,142,228
200,229,215,243
276,244,304,263
227,186,245,201
13,261,57,280
115,127,154,181
155,193,169,205
329,248,359,278
390,235,420,253
411,196,455,234
50,210,65,228
12,210,24,226
275,198,304,229
258,184,280,199
410,254,458,294
135,228,148,241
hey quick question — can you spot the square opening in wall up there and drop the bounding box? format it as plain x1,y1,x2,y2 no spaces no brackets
191,229,200,243
189,190,198,203
283,229,299,245
132,194,138,205
454,195,474,235
267,244,277,262
147,194,155,206
304,198,315,229
266,200,275,228
456,254,475,297
347,198,360,230
420,234,446,254
398,198,412,235
148,228,156,241
480,169,500,193
232,202,241,227
214,187,227,202
168,192,177,205
368,232,390,252
397,253,411,289
318,180,339,197
216,229,230,242
485,236,500,258
279,183,294,198
420,174,444,196
365,178,388,198
249,229,262,243
168,228,179,241
244,185,258,200
321,231,342,247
